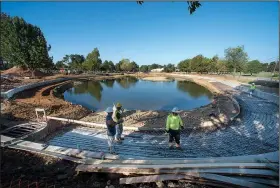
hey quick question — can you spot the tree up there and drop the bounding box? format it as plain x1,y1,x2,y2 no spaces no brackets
216,60,228,74
178,59,191,73
115,61,122,72
69,54,85,70
130,61,139,72
245,60,262,76
137,1,201,15
224,46,248,74
268,61,279,73
140,65,149,72
207,55,219,73
55,60,66,69
1,13,53,76
163,64,175,73
83,48,102,71
120,59,133,72
191,55,205,73
101,60,115,72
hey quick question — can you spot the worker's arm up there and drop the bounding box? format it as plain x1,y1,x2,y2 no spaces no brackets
106,119,115,126
166,116,170,131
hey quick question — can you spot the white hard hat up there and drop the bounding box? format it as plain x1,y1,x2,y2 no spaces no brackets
171,107,179,113
105,107,113,113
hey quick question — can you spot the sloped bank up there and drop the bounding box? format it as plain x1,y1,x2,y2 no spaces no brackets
55,75,239,131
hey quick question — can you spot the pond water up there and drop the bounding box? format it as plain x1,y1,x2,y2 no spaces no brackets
64,77,213,111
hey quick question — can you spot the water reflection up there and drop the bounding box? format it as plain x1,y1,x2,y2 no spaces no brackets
64,77,212,111
101,79,115,88
74,81,103,101
177,81,212,98
116,76,138,89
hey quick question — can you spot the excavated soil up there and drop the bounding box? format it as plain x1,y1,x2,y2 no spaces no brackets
2,66,51,78
1,148,211,188
81,95,235,129
1,81,91,123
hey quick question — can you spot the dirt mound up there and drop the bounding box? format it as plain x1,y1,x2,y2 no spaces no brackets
2,66,51,77
1,77,22,92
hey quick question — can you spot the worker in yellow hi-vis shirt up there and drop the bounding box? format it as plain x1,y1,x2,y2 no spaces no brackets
165,107,184,150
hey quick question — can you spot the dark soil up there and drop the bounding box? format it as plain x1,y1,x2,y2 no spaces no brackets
1,148,211,188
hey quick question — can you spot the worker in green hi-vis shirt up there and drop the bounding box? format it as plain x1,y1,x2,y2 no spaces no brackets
165,107,184,150
249,83,256,97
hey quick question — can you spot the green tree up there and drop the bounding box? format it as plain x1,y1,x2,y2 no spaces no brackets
207,55,219,73
225,46,248,74
268,61,279,72
101,60,115,72
69,54,85,70
55,60,67,69
191,55,205,73
261,63,269,72
83,48,102,71
140,65,149,72
245,60,262,76
115,61,122,72
163,64,175,73
130,61,139,72
120,59,133,72
216,60,228,74
178,59,191,73
1,13,53,76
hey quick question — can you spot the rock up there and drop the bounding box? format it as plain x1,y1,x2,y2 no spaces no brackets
156,181,164,188
167,182,176,187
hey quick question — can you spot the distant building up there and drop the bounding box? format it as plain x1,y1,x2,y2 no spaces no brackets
150,68,164,72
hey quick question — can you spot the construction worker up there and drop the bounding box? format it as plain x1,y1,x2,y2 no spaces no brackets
105,107,116,154
249,83,256,97
113,102,124,142
165,107,184,150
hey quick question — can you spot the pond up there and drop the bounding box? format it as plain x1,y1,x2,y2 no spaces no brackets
64,77,213,111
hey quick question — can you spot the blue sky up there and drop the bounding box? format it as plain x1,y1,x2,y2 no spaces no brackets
2,2,279,65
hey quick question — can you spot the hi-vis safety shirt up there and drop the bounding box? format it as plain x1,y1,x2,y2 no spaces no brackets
166,114,183,131
250,85,256,90
113,109,122,123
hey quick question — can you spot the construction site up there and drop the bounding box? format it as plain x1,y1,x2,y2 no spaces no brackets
1,1,279,187
1,69,279,188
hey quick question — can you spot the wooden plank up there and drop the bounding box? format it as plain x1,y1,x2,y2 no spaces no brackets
198,173,270,188
8,144,86,164
120,174,196,184
76,165,278,178
84,151,279,165
84,156,279,166
159,168,279,178
75,162,274,172
233,177,279,187
129,151,279,163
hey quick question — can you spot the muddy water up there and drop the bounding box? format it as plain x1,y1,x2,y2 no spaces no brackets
64,77,212,111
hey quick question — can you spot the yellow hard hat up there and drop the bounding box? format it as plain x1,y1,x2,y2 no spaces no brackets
116,102,122,108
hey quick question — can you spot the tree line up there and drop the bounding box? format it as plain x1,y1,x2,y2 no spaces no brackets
177,46,279,76
0,13,54,75
1,13,278,76
55,50,139,73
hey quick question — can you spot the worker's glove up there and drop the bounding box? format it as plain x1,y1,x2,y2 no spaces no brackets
165,129,169,133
